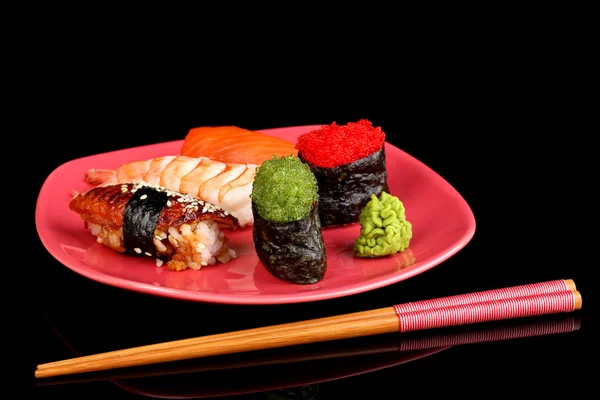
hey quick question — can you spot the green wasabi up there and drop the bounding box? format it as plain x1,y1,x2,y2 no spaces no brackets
251,155,318,223
354,191,412,257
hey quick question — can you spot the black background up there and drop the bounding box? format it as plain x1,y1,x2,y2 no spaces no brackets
23,21,595,399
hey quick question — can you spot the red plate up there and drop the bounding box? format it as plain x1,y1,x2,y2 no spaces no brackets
35,125,475,304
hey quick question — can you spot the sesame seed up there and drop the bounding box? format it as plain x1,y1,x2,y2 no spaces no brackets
145,252,152,256
156,259,164,267
140,194,148,200
134,248,142,254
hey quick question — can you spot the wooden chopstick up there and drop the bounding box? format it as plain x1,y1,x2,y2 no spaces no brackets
35,307,397,371
35,279,581,379
35,312,400,379
37,313,578,386
36,335,405,386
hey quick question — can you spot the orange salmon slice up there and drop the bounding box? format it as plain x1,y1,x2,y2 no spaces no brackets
180,126,298,165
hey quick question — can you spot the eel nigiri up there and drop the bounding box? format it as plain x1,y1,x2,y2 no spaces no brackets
180,126,298,165
85,155,257,228
69,182,241,271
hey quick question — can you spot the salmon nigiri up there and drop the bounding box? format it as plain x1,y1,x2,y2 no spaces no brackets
180,126,298,165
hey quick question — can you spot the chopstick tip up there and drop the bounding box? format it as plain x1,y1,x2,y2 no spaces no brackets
565,279,576,292
573,290,582,310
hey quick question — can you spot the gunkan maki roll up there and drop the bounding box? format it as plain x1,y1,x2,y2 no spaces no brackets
295,119,389,227
250,156,327,284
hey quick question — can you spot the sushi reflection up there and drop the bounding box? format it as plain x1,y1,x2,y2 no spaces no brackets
38,313,580,398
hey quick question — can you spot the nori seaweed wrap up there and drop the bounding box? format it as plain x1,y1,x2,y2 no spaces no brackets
295,119,389,227
251,156,327,284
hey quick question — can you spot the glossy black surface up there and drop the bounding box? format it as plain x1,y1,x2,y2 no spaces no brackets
28,61,594,397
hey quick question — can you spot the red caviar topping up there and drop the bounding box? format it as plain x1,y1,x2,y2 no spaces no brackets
295,119,386,168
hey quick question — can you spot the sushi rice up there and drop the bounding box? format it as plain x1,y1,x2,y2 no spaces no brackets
88,219,237,271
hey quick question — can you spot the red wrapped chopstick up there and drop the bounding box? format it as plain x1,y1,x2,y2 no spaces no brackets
392,279,580,332
35,278,581,379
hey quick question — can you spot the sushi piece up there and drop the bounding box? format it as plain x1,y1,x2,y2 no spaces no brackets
295,119,389,227
179,125,298,165
85,155,257,227
250,156,326,284
69,182,241,271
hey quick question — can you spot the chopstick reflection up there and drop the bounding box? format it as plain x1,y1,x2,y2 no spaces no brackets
38,313,580,390
396,312,579,351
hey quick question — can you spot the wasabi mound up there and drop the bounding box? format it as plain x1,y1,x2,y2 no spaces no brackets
354,191,412,257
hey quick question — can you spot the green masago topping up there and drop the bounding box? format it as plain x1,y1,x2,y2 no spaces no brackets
354,191,412,257
251,155,318,223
